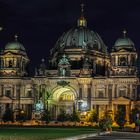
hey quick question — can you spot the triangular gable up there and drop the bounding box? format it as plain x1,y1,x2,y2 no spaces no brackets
118,49,127,52
3,51,13,55
0,96,12,103
113,96,131,104
114,96,130,101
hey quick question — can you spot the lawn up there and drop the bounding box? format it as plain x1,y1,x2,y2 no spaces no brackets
0,127,98,140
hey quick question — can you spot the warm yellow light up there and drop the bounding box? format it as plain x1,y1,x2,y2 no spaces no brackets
21,110,24,114
81,111,87,115
0,27,3,31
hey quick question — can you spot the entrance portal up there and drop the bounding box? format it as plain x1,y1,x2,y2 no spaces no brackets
51,87,77,119
118,105,126,115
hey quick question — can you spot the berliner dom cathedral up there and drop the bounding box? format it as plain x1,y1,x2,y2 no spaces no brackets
0,4,139,122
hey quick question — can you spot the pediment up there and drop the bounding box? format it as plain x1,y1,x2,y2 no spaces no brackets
113,96,131,104
0,96,12,103
114,96,130,101
3,51,18,56
118,49,127,52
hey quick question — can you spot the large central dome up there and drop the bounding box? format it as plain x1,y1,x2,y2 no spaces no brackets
49,4,109,71
54,26,107,53
51,5,108,55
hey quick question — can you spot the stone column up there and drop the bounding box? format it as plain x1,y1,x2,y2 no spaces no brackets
14,85,17,97
126,105,130,122
128,54,131,65
108,84,113,110
83,84,87,99
105,85,108,98
0,85,2,96
92,84,95,98
1,85,4,96
87,85,91,110
115,55,118,66
113,105,118,115
95,85,97,98
114,84,117,98
79,84,82,99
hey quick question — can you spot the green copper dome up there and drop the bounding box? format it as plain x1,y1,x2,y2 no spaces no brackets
114,37,134,47
112,37,136,52
51,4,108,55
54,26,108,54
5,41,25,51
112,30,136,52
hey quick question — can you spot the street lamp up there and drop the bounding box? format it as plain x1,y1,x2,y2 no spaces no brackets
20,110,25,122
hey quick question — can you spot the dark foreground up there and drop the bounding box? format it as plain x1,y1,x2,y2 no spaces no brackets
81,131,140,140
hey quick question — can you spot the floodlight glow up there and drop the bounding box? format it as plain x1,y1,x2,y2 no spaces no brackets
80,101,88,111
35,100,44,111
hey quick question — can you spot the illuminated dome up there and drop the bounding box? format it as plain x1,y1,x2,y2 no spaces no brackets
5,35,25,51
5,42,25,51
54,27,107,53
114,38,134,47
113,30,136,52
52,4,108,54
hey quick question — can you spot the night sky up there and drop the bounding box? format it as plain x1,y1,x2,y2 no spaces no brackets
0,0,140,74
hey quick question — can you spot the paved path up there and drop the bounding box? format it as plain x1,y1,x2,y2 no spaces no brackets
81,131,140,140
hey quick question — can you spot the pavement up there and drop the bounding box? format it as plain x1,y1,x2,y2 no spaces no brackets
56,131,140,140
80,131,140,140
55,131,111,140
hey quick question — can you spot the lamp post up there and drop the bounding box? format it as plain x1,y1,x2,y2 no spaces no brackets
20,110,25,121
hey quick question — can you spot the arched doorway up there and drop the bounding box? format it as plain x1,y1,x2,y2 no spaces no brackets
51,86,77,120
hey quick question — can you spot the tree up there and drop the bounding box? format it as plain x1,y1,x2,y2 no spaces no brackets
41,110,51,124
99,111,112,131
57,110,67,125
130,108,139,123
70,103,80,126
71,111,80,126
115,110,126,129
88,110,98,124
45,91,52,111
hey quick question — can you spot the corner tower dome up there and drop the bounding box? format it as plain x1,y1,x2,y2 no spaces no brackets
113,30,136,52
5,35,26,51
51,4,108,55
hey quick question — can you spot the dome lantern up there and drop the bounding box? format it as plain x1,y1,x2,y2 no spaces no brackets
77,3,87,27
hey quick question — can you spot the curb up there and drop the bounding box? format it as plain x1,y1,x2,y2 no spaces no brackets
55,131,111,140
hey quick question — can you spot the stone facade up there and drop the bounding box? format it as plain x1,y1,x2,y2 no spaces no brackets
0,9,139,122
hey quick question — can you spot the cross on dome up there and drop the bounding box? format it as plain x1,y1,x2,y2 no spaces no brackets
123,29,127,37
14,34,18,41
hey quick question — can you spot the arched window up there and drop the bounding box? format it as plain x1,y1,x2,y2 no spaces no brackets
27,90,32,97
8,60,13,68
5,90,11,97
131,56,136,66
120,57,127,66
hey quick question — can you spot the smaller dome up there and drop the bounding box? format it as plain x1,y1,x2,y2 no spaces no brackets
114,37,134,47
112,30,136,52
5,41,25,51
